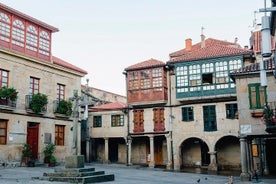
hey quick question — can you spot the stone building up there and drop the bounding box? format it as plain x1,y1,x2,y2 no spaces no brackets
167,36,254,172
120,36,254,173
0,3,87,164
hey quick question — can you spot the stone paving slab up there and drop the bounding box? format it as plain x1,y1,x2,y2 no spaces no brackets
0,163,276,184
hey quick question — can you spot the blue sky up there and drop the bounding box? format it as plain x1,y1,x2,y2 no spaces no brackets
0,0,269,95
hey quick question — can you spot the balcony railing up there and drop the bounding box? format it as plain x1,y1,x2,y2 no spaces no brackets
263,102,276,133
53,100,72,118
0,98,16,110
25,95,47,114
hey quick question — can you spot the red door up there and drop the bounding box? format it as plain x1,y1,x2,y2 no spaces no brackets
27,123,39,159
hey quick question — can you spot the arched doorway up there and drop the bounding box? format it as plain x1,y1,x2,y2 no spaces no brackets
215,136,240,172
180,137,210,169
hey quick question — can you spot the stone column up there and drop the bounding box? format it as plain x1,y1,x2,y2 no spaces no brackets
261,138,269,175
149,135,155,168
127,137,132,166
240,138,251,181
248,139,254,176
104,138,109,164
208,151,218,173
166,134,172,170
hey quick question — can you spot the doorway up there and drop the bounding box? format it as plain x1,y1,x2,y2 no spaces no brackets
27,122,39,159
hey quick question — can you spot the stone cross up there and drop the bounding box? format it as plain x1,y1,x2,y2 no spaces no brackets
70,90,82,155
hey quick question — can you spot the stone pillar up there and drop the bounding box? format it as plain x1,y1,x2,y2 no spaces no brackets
262,139,269,175
104,138,109,164
149,135,155,168
166,134,172,170
127,137,132,166
240,138,251,181
248,139,254,176
208,151,218,173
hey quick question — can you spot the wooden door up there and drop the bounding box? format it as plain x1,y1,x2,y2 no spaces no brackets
154,139,163,165
27,122,39,159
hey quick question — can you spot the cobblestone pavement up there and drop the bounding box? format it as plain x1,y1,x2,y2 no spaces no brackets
0,163,276,184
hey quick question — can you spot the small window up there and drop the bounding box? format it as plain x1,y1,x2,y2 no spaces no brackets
182,107,194,121
0,69,8,88
226,104,238,119
55,125,65,146
57,84,65,101
202,73,213,84
93,116,102,127
111,115,124,127
0,120,7,144
248,83,267,109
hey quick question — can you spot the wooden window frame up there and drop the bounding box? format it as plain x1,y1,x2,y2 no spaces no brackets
0,120,7,145
57,84,65,101
226,103,238,119
203,105,217,132
93,116,102,127
153,108,165,131
29,77,39,95
55,125,65,146
182,106,194,121
0,69,8,88
111,115,124,127
133,109,144,132
248,83,267,109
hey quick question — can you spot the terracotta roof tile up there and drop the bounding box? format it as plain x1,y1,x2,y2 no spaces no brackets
168,38,253,63
52,56,87,75
90,101,126,111
125,58,165,71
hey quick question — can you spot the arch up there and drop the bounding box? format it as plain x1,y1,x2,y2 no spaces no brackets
180,137,210,169
215,135,240,171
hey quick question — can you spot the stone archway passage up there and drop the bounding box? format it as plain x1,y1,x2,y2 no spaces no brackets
180,137,210,169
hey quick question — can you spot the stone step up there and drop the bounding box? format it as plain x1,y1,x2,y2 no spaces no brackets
54,167,95,173
48,174,115,183
44,170,105,177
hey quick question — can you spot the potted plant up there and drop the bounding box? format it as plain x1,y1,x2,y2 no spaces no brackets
28,159,35,167
48,155,56,167
0,86,18,105
43,143,56,163
56,99,73,116
21,143,32,166
30,93,48,113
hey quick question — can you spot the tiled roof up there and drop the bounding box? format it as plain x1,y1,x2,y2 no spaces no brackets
230,58,275,77
125,58,165,71
0,3,59,32
52,56,87,75
89,101,126,111
168,38,253,63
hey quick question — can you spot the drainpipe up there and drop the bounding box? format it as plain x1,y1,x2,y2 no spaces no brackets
166,65,174,170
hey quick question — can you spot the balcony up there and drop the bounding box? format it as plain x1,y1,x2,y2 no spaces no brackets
263,102,276,133
53,99,72,118
0,98,16,111
25,94,47,115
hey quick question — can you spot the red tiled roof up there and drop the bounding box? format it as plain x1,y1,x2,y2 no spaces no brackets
125,58,165,71
52,56,87,75
251,30,275,54
89,101,126,111
0,3,59,32
230,57,275,76
168,38,253,63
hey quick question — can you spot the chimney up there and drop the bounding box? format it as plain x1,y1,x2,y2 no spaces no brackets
234,37,238,44
185,38,192,51
200,34,206,48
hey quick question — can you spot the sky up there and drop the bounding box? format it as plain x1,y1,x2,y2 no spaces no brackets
0,0,270,96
